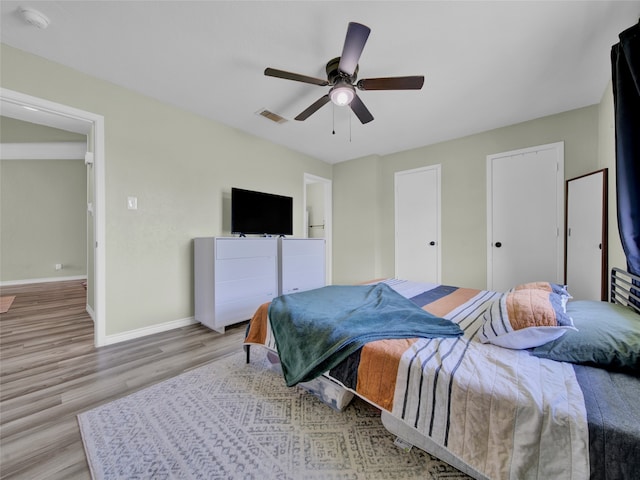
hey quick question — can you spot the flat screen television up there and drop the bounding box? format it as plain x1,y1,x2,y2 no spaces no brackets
231,187,293,236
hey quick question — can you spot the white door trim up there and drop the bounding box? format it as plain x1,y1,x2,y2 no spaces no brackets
303,173,332,284
394,164,442,283
1,88,107,347
486,141,564,290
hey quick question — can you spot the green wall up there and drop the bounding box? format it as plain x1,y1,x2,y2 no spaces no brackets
1,159,87,281
1,43,332,336
0,117,87,282
597,81,626,283
332,155,384,284
333,104,616,289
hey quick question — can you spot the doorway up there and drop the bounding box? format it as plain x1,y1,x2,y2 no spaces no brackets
565,169,608,300
0,88,106,347
394,165,441,283
486,142,564,292
303,173,332,284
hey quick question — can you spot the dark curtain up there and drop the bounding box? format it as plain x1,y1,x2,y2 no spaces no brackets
612,21,640,277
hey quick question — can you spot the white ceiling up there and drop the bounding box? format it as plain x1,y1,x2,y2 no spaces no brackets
1,1,639,164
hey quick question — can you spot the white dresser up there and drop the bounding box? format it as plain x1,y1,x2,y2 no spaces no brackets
194,237,325,332
278,238,326,295
194,237,278,333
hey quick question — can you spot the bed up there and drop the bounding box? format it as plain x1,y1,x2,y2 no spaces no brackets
243,268,640,479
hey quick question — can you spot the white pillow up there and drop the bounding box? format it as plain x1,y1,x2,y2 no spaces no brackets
510,282,572,312
478,289,577,350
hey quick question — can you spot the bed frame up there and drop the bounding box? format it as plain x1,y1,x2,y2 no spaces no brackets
245,269,640,480
611,267,640,314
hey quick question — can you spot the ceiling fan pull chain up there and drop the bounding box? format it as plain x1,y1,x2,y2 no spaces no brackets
332,103,336,135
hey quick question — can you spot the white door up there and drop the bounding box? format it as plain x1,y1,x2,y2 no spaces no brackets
566,169,607,300
487,143,564,292
395,165,440,283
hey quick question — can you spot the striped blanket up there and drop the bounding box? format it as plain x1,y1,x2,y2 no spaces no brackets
244,280,590,479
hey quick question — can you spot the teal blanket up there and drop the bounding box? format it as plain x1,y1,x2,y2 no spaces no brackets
268,283,463,386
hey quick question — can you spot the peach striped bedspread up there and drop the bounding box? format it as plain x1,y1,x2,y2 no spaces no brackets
244,279,589,480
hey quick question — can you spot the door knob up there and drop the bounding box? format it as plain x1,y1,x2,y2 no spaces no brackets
429,241,436,246
495,242,502,248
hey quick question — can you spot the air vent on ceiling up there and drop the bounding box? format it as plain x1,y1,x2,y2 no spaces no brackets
256,109,287,124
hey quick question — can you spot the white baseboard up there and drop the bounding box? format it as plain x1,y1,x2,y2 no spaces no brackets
86,303,95,322
102,317,198,346
0,275,87,286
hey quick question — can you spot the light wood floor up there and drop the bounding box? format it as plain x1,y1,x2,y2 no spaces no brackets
0,280,246,479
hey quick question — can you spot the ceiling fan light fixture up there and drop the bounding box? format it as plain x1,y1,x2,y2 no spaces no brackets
330,83,355,106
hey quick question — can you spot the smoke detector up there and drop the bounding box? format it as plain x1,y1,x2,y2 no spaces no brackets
18,7,50,29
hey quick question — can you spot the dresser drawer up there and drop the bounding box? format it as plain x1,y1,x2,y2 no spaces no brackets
215,275,277,304
216,238,277,260
215,256,276,282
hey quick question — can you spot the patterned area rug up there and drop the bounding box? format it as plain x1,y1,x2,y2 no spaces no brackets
78,348,469,479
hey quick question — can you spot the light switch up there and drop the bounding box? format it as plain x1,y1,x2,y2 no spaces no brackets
127,196,138,210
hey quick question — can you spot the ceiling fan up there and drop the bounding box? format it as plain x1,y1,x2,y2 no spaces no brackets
264,22,424,124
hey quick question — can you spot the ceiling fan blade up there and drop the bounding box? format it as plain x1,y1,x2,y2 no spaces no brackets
349,94,374,124
264,67,329,86
357,76,425,91
295,95,331,121
338,22,371,76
